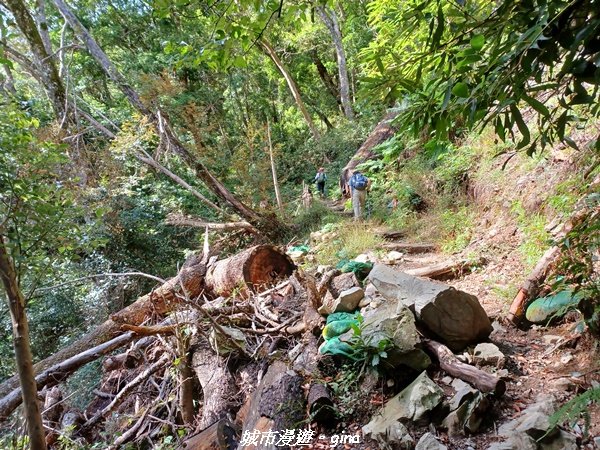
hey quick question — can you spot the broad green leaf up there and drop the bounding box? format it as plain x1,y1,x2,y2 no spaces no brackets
470,34,485,50
451,81,469,98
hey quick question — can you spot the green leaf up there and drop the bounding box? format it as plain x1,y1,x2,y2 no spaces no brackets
564,136,579,150
522,94,550,117
510,104,530,149
451,81,469,98
0,57,13,68
470,34,485,51
431,4,444,47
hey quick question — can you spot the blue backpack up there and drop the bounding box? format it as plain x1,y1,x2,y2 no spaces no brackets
351,173,368,190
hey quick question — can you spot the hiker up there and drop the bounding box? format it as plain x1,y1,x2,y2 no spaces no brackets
314,167,327,198
349,170,369,220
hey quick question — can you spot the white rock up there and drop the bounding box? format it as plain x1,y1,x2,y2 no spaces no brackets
473,343,506,368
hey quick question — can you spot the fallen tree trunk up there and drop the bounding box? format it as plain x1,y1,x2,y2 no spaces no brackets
238,360,305,450
191,339,238,430
424,339,506,396
381,242,436,254
205,245,295,298
181,418,238,450
165,213,256,233
507,247,560,326
340,110,399,196
405,257,485,280
0,332,136,420
0,246,293,410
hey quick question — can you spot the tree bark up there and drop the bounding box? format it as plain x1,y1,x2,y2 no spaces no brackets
381,242,436,254
181,418,238,449
316,5,354,120
405,257,485,280
165,213,256,232
424,339,506,396
340,111,399,196
191,339,238,430
238,360,305,450
0,237,47,449
259,39,321,142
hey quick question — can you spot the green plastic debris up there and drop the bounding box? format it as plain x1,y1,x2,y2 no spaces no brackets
526,290,584,324
289,244,310,254
326,311,361,324
319,337,359,360
323,320,356,339
320,312,362,357
336,260,373,281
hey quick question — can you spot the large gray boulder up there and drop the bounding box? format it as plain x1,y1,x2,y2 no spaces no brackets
368,264,492,351
361,302,431,371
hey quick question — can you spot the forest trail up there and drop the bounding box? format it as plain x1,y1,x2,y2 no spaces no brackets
300,193,600,449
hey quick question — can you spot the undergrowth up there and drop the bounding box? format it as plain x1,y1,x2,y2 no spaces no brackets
315,222,384,266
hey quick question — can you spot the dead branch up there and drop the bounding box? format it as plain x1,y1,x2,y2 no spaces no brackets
166,213,256,232
82,353,170,430
405,257,485,280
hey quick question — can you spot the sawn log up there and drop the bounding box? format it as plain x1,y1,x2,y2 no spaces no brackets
424,339,506,396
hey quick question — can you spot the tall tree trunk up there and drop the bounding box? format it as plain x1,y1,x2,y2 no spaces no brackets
267,120,283,213
34,0,53,55
315,5,354,121
310,50,340,105
259,39,321,141
5,0,68,123
51,0,287,238
0,237,47,450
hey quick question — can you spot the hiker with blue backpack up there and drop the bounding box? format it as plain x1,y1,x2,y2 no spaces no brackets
314,167,327,198
349,170,369,220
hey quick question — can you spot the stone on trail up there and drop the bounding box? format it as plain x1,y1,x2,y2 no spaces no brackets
415,432,448,450
361,302,431,371
368,264,492,351
490,395,578,450
442,391,490,436
362,420,414,449
362,372,443,441
318,286,364,315
473,343,506,368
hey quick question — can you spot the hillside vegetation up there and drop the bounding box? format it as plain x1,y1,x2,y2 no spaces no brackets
0,0,599,448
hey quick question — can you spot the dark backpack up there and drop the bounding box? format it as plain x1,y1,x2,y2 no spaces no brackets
316,172,326,182
351,173,368,190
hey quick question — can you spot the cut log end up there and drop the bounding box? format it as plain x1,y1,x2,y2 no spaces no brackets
244,246,295,293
